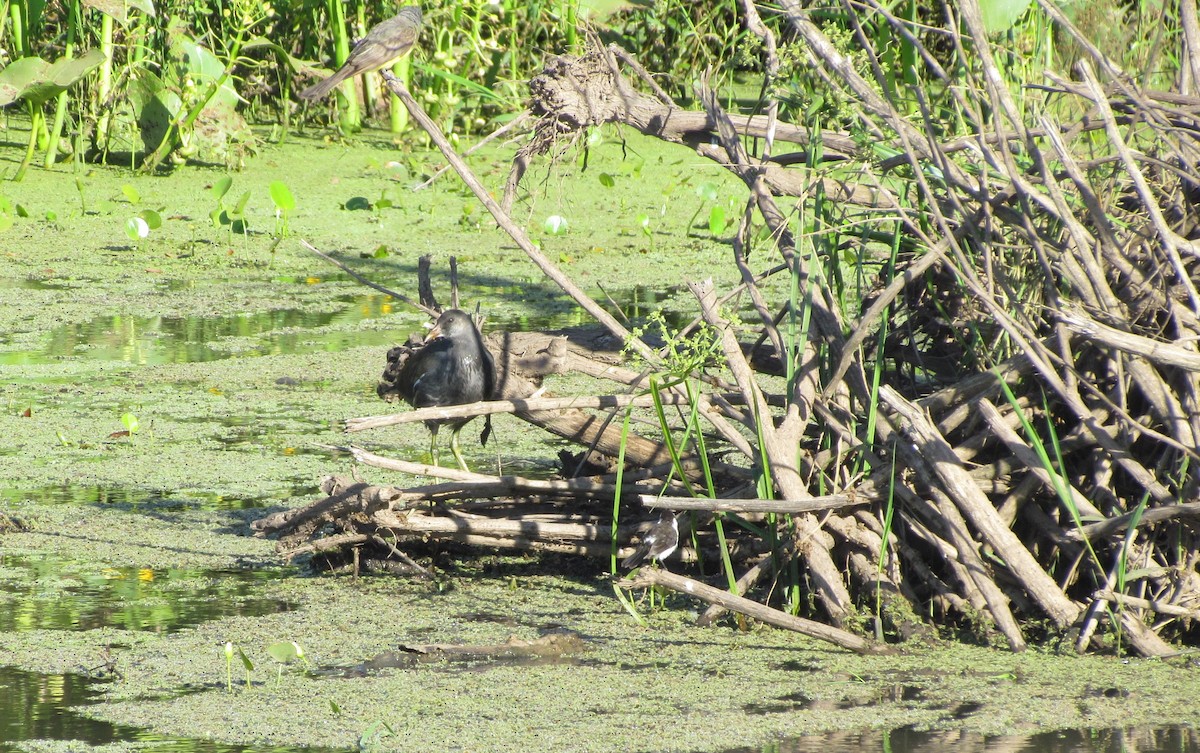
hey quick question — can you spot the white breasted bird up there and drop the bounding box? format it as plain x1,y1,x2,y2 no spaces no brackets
622,510,679,568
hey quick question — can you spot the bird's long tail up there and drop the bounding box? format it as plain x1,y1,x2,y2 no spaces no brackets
298,70,352,101
621,543,651,569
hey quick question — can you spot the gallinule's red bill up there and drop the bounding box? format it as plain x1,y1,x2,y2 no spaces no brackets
622,510,679,568
396,308,495,470
298,5,423,100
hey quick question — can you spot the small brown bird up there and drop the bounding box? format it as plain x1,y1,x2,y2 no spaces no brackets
298,5,423,101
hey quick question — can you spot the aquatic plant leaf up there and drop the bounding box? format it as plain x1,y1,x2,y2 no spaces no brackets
577,0,640,21
598,173,615,188
82,0,155,25
138,209,162,229
120,412,139,433
124,217,149,241
231,190,251,217
979,0,1033,33
708,205,725,236
172,36,240,110
269,181,295,213
120,184,141,204
127,69,182,153
266,641,298,663
0,50,105,107
243,37,315,75
414,61,503,103
695,182,719,202
211,176,233,202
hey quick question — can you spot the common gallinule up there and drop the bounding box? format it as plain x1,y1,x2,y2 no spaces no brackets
298,5,423,100
396,308,495,470
622,510,679,568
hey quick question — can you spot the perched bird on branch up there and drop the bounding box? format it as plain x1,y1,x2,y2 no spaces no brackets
298,5,423,101
622,510,679,568
394,309,495,470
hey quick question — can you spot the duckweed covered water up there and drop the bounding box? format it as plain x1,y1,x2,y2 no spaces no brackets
2,127,1200,752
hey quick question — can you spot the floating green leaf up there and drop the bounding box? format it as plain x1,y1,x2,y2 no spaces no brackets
266,641,299,663
598,173,615,188
124,217,149,241
543,215,569,235
138,209,162,230
121,184,141,204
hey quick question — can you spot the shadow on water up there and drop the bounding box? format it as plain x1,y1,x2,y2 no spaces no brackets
0,666,346,753
0,554,293,633
720,726,1200,752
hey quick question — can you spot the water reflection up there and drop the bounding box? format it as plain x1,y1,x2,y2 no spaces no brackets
0,284,689,369
0,484,279,511
728,726,1200,752
0,666,138,748
0,555,293,633
0,666,345,753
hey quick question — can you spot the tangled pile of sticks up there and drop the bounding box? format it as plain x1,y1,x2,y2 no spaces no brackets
255,2,1200,656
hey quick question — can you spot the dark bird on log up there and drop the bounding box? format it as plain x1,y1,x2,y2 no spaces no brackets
622,510,679,569
395,308,494,470
298,5,423,101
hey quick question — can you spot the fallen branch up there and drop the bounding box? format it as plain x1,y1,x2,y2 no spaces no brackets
617,568,890,655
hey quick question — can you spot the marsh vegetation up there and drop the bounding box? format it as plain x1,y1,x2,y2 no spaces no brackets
4,0,1200,749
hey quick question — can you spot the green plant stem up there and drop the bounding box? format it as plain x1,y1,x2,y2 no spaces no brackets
44,0,80,169
611,408,634,574
329,0,360,131
96,12,114,154
389,57,411,133
15,103,41,181
8,2,26,58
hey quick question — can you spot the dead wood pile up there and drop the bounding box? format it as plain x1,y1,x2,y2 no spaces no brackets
256,2,1200,656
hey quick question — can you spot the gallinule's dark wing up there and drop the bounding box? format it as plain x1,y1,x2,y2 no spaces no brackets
396,309,495,470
